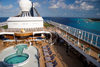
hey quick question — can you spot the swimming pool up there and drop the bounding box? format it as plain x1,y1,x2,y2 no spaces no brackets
4,53,29,64
4,44,29,65
0,44,39,67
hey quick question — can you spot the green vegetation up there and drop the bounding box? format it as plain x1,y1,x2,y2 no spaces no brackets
44,22,54,28
1,25,8,29
89,18,100,22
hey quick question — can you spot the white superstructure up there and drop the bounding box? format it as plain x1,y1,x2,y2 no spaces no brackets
8,17,43,28
7,0,43,29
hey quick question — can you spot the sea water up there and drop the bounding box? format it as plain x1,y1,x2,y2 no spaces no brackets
0,17,100,47
43,17,100,35
0,17,100,35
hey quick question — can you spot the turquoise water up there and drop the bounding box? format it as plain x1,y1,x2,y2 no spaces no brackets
43,17,100,35
4,54,29,64
43,17,100,47
0,17,100,35
4,44,28,64
15,44,27,55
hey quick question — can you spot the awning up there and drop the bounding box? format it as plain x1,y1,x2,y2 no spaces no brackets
15,32,33,37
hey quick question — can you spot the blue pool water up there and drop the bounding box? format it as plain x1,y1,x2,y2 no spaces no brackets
4,44,28,64
15,44,27,55
4,53,29,64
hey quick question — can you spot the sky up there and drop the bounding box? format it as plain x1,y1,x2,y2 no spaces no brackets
0,0,100,18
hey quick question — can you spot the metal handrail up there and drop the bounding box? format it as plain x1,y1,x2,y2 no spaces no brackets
46,20,100,48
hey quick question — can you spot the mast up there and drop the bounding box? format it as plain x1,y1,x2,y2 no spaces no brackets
30,2,34,17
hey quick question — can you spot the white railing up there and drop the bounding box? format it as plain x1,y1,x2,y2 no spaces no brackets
46,20,100,48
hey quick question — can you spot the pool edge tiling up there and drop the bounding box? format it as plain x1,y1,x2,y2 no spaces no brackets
0,45,39,67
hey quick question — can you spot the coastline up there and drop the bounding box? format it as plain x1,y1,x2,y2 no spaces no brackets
88,18,100,22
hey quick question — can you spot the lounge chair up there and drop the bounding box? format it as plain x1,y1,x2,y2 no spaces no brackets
43,51,52,56
45,55,55,62
43,48,48,52
51,55,55,60
44,51,50,56
42,45,49,49
46,60,57,67
48,51,52,55
52,60,57,67
46,62,53,67
81,44,84,48
45,56,51,62
98,54,100,58
43,47,50,52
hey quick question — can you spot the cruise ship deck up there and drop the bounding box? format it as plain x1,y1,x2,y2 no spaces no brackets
0,30,84,67
0,22,100,67
0,0,100,67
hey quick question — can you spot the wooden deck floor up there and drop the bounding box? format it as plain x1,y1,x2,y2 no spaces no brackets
51,44,84,67
0,40,85,67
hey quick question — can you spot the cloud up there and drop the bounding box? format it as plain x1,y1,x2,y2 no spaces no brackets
49,0,67,9
0,8,20,17
0,4,20,17
67,4,77,10
33,2,40,7
75,0,83,4
50,0,56,3
84,0,99,2
0,4,13,9
80,2,94,10
67,1,94,10
96,13,100,16
49,4,58,8
49,0,94,11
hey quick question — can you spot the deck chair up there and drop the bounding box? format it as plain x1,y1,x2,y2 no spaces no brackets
98,54,100,58
43,51,52,56
46,60,57,67
43,47,51,52
42,45,49,49
45,55,55,62
52,60,57,67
